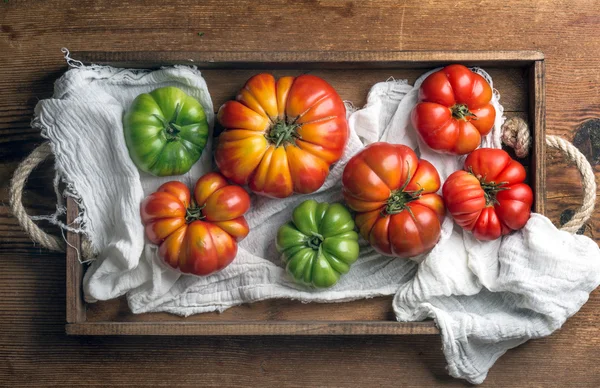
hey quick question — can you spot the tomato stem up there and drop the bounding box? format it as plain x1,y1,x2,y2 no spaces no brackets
383,162,423,215
480,181,510,206
469,169,510,206
153,103,183,141
185,203,206,223
266,119,300,147
451,103,478,121
307,231,324,250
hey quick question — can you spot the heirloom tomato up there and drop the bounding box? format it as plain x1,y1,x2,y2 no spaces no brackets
123,86,209,176
411,64,496,155
442,148,533,241
140,172,250,276
342,142,445,259
276,200,360,288
215,73,348,198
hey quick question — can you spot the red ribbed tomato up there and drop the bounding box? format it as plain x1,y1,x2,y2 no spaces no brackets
411,64,496,155
342,142,445,259
215,73,348,198
140,172,251,276
443,148,533,240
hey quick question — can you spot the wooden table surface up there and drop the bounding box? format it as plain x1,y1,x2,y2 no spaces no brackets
1,1,599,386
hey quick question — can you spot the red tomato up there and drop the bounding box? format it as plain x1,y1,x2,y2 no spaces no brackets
342,142,445,259
215,73,348,198
442,148,533,240
140,172,251,276
411,64,496,155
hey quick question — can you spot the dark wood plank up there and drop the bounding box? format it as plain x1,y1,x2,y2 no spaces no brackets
73,49,544,69
65,197,85,323
66,321,439,336
530,60,547,214
85,295,399,323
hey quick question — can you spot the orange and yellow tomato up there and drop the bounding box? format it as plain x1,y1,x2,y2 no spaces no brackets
215,73,349,198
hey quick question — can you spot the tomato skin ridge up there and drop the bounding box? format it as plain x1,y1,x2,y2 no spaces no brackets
294,92,333,123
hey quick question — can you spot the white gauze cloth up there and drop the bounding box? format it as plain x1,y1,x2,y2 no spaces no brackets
35,63,600,385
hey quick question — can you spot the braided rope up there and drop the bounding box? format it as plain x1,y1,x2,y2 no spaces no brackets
501,116,532,158
8,142,96,260
501,117,596,233
545,135,597,233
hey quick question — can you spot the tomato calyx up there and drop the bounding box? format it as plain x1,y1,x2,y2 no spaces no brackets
266,119,300,147
468,169,509,206
451,103,478,121
383,166,423,216
385,190,422,215
307,231,324,250
480,181,510,207
185,202,206,223
153,103,183,141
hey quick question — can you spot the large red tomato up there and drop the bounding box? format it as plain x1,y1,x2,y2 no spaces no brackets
140,172,251,276
215,73,348,198
411,64,496,155
442,148,533,241
342,142,445,259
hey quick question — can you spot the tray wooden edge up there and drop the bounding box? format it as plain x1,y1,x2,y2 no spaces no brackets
66,196,86,323
530,59,546,214
65,321,440,336
64,51,546,336
71,50,544,68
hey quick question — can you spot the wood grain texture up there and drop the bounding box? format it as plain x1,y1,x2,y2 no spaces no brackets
65,197,85,323
86,294,400,323
73,49,544,68
1,0,600,386
66,321,440,336
530,60,547,214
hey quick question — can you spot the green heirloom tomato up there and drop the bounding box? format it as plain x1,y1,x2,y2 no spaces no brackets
276,199,360,288
123,86,209,176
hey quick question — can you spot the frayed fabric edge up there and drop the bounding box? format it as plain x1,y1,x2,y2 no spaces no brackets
30,113,96,264
38,49,203,263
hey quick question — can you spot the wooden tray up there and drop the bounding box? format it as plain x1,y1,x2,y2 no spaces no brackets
65,51,545,336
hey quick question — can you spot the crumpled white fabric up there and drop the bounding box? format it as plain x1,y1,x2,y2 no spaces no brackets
35,62,600,385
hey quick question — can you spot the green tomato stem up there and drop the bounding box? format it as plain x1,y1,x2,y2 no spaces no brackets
480,181,510,206
451,103,478,121
185,203,206,223
467,168,510,206
153,103,183,141
307,231,324,250
383,161,423,215
266,119,300,147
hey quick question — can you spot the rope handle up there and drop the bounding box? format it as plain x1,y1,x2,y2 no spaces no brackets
502,117,597,234
8,123,598,258
8,142,95,259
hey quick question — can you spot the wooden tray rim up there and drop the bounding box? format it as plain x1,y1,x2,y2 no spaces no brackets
72,49,544,68
65,50,546,336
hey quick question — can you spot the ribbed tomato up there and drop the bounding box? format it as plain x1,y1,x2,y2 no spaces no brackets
342,142,445,259
411,64,496,155
443,148,533,240
140,172,251,276
123,86,209,176
215,73,348,198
